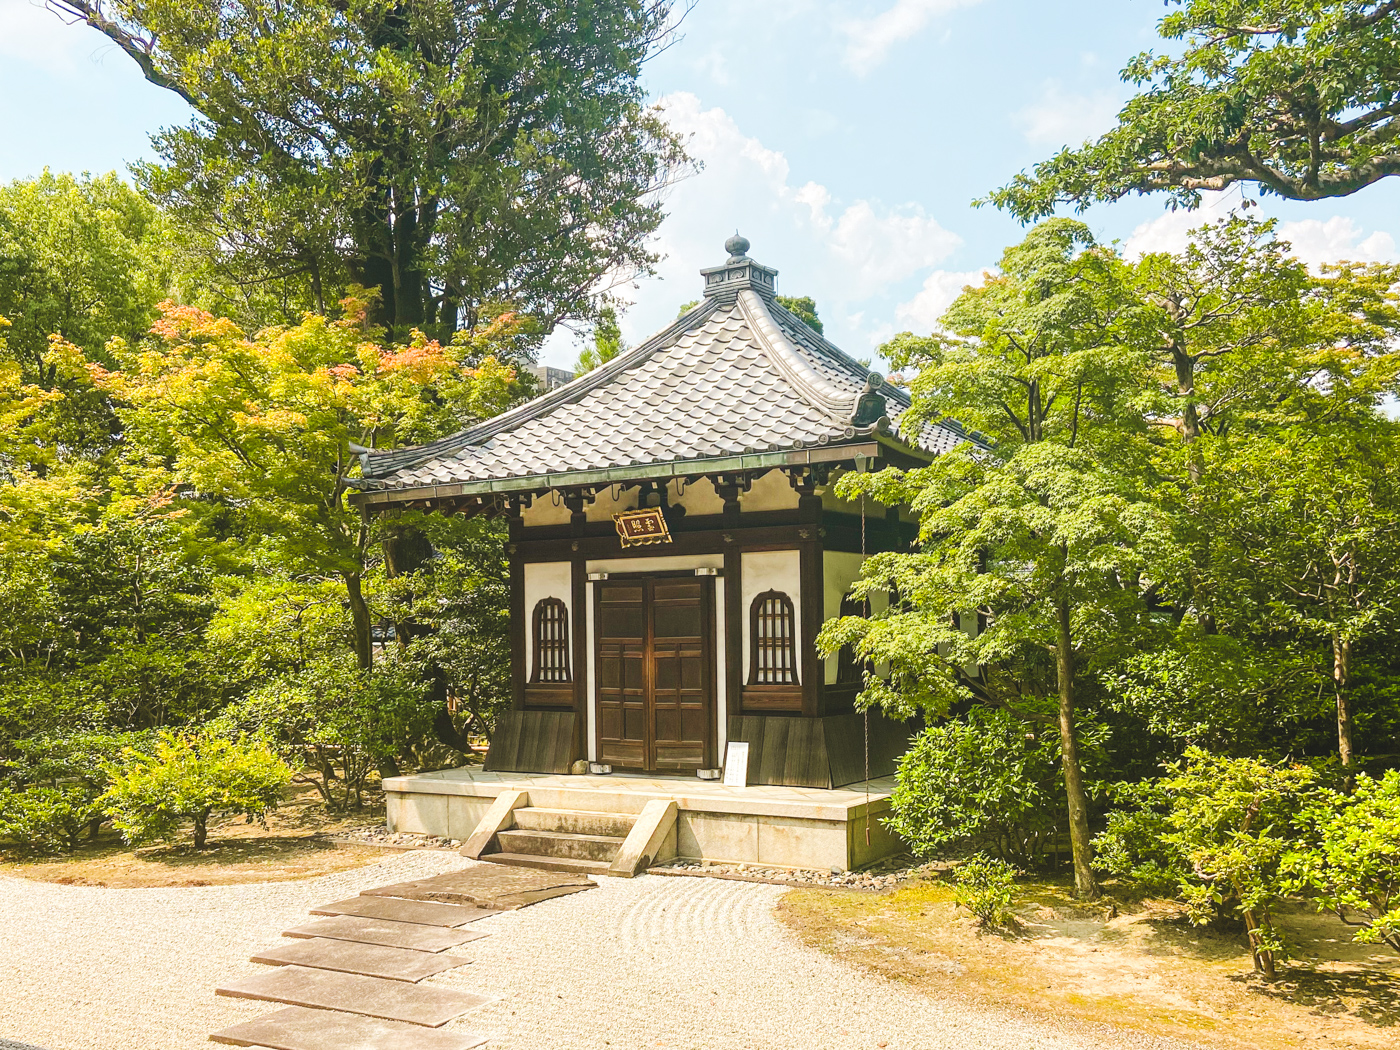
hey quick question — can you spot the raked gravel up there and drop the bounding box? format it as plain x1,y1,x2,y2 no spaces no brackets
0,853,1202,1050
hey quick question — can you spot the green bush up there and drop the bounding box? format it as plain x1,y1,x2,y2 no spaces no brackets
101,731,292,848
1092,780,1188,895
887,707,1092,868
0,785,105,854
0,731,148,853
1285,770,1400,954
1096,748,1318,980
953,853,1020,928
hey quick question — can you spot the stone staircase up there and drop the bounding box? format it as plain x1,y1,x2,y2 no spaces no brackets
462,792,678,878
483,808,638,876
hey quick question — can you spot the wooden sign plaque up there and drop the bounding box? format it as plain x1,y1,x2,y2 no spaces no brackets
614,507,672,547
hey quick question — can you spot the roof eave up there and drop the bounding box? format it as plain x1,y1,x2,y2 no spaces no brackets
349,439,894,509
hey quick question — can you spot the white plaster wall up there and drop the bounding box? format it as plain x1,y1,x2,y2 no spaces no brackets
586,581,598,761
521,494,572,527
671,476,726,517
823,550,865,684
586,554,723,574
523,561,573,676
741,549,803,684
584,484,640,523
740,468,798,512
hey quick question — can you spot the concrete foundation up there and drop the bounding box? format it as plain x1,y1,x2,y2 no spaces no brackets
383,768,900,872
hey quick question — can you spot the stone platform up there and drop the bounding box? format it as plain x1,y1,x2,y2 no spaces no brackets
383,768,900,871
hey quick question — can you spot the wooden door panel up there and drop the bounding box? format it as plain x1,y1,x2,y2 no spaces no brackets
594,576,714,772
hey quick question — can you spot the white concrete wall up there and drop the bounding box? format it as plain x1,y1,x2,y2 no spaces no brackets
823,550,865,684
523,561,573,677
671,476,726,517
584,484,640,522
521,493,572,527
740,468,798,512
740,549,802,684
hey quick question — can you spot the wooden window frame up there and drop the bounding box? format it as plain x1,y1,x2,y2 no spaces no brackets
748,589,798,686
530,597,571,684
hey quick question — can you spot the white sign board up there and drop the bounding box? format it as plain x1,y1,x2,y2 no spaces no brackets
722,741,750,787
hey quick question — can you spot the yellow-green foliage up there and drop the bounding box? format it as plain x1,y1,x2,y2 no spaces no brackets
102,731,291,848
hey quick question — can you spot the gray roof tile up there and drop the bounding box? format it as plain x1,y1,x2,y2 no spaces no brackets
362,254,983,491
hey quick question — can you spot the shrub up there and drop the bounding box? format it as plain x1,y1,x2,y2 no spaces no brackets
0,732,147,853
1098,747,1318,980
102,731,292,848
887,707,1092,868
0,785,105,854
953,853,1020,928
1092,780,1188,896
1285,770,1400,954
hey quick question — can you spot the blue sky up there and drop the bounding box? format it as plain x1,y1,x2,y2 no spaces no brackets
5,0,1400,369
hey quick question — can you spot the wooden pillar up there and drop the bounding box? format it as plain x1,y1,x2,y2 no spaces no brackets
717,480,744,722
508,499,527,710
797,478,824,718
567,492,589,764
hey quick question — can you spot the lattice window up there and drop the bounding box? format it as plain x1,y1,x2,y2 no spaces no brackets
531,598,571,683
749,590,798,685
836,594,870,684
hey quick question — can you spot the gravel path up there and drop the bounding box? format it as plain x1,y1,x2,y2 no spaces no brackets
0,851,465,1050
0,856,1199,1050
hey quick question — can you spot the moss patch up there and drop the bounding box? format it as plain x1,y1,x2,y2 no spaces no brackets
778,877,1400,1050
0,781,394,887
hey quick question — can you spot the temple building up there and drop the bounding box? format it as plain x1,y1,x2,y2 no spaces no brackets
351,236,985,874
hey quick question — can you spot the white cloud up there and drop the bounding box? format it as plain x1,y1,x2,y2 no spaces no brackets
1275,216,1397,269
1123,193,1398,272
842,0,982,75
1013,80,1120,147
539,92,965,367
1122,192,1240,257
0,0,86,73
895,269,988,331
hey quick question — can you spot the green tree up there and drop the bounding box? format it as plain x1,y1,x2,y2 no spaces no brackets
775,295,823,334
1287,769,1400,954
574,306,625,374
94,298,521,672
825,221,1161,899
54,0,689,335
986,1,1400,219
102,730,292,848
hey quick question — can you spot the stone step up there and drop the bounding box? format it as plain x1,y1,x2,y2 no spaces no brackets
216,965,491,1027
210,1005,487,1050
251,936,471,982
282,915,488,953
495,827,625,863
309,895,492,928
512,806,638,838
480,852,612,876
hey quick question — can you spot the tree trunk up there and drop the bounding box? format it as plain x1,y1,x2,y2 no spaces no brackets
1242,908,1276,980
1333,634,1354,768
343,571,374,671
1055,595,1099,899
193,810,209,849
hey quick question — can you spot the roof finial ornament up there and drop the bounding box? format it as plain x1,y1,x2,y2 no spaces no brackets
725,232,751,262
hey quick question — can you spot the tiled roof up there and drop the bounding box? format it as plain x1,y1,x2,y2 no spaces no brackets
360,243,982,492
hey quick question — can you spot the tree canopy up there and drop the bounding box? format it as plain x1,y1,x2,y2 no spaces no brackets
985,1,1400,220
50,0,689,335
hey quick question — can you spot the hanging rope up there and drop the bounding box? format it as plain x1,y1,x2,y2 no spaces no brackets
862,491,870,848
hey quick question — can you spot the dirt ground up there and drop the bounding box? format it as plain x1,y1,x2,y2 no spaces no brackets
0,781,406,888
779,877,1400,1050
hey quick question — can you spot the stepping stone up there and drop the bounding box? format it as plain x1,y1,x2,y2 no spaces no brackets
252,937,471,982
210,1005,487,1049
366,866,594,910
309,896,496,928
283,915,488,953
217,965,491,1027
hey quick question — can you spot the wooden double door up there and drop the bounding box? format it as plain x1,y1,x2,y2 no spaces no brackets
595,575,716,772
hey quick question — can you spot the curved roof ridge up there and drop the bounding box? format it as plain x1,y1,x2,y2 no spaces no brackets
738,290,855,424
361,297,723,479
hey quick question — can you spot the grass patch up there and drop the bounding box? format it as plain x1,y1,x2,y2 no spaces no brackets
778,874,1400,1050
0,780,393,887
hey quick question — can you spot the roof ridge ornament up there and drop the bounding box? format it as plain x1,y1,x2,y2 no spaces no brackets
702,233,777,300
